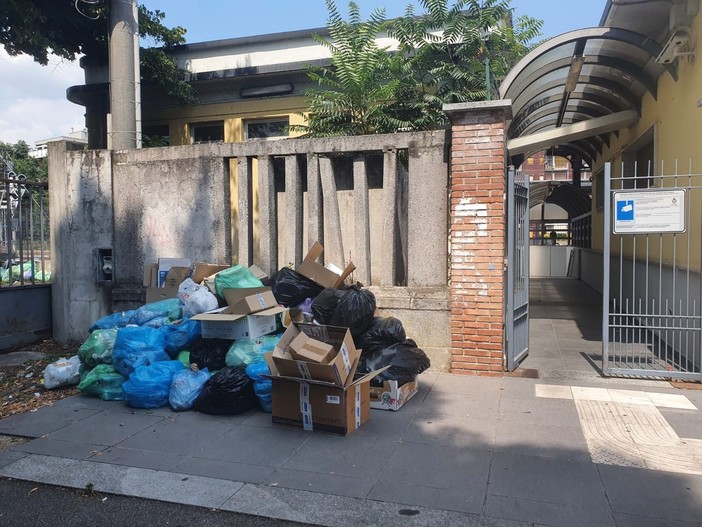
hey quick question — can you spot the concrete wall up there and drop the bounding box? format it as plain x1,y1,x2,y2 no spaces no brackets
48,141,113,342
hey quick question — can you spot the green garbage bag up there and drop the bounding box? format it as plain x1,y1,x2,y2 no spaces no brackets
177,350,191,368
78,364,126,401
214,265,263,298
78,329,118,368
225,335,280,368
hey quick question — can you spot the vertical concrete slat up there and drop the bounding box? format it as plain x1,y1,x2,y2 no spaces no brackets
353,155,371,284
318,155,344,266
285,155,303,267
237,156,253,266
258,155,277,276
407,142,448,287
444,100,512,376
307,153,324,252
381,149,398,286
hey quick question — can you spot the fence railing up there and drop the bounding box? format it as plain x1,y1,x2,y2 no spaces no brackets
0,177,51,288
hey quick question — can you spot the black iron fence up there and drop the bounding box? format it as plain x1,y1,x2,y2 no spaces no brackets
0,176,51,288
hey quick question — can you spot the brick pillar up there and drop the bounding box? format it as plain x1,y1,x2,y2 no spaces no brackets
444,101,512,376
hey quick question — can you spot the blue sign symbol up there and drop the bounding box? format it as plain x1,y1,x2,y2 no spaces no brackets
617,200,634,221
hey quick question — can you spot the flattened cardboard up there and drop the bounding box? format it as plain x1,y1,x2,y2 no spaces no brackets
145,285,179,303
163,266,191,289
158,257,191,287
297,242,356,288
271,323,360,386
143,263,158,287
192,263,229,284
370,377,419,411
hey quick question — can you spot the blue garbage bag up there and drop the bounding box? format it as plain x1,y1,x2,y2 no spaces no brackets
245,361,273,412
169,368,211,411
128,298,182,327
89,310,135,332
160,318,202,358
123,361,185,408
141,315,174,329
112,326,169,377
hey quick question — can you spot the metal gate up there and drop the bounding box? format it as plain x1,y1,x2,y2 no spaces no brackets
506,166,530,370
603,161,702,381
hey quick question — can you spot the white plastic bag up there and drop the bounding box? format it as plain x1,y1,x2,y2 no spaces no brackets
43,355,81,389
178,278,218,317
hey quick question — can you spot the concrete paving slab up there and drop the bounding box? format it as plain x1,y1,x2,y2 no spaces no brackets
430,373,503,396
403,413,497,448
368,481,483,515
172,457,276,484
497,397,580,427
351,408,415,442
0,454,244,509
282,435,398,479
0,404,100,437
264,467,374,499
612,512,702,527
484,495,616,527
0,351,46,366
11,437,106,460
493,421,590,463
49,394,121,411
47,409,165,446
646,392,697,410
488,452,609,509
197,425,311,467
240,411,277,428
598,464,702,523
91,446,184,471
0,450,27,468
419,390,500,420
222,483,528,527
659,409,702,439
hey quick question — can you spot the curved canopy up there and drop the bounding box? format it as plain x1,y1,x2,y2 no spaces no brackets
529,181,592,219
500,27,673,168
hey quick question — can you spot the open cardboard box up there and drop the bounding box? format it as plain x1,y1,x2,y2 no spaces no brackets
265,352,388,435
271,323,360,386
143,261,230,303
369,377,419,411
297,242,355,288
192,287,286,339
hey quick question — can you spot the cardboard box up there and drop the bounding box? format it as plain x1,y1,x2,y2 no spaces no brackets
191,263,229,284
297,242,355,288
369,377,419,411
158,257,191,287
265,353,388,435
271,323,360,386
192,287,286,339
287,333,335,364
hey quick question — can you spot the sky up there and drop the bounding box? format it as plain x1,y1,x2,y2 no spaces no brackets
0,0,605,147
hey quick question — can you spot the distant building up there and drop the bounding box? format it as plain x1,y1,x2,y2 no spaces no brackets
29,130,88,159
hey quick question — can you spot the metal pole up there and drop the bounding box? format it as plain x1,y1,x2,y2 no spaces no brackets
602,162,612,372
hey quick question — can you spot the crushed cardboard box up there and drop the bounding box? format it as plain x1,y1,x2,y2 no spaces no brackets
297,242,355,288
192,287,286,339
287,333,335,364
370,377,419,411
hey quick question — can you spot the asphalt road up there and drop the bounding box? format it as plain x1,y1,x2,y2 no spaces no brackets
0,477,310,527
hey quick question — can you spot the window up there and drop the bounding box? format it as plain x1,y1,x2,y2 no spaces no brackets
245,118,289,140
142,124,170,148
190,121,224,144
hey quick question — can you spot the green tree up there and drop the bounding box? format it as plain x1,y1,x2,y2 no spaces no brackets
0,0,195,103
0,141,47,181
300,0,542,136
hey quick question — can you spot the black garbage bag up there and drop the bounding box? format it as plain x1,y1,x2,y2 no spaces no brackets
193,366,256,415
355,316,406,355
358,338,430,386
189,338,230,371
328,285,376,339
311,287,347,324
271,267,324,307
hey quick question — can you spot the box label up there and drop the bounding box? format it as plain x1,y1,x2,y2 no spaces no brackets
326,395,341,405
354,385,361,429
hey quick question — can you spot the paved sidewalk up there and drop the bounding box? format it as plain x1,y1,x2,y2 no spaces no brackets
1,369,701,527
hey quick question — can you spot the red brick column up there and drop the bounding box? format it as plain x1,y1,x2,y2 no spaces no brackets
444,101,512,376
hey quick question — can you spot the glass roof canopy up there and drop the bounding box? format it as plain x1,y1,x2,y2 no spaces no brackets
500,27,674,168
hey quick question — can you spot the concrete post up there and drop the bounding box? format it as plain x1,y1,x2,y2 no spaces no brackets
284,155,303,266
258,156,278,276
109,0,139,150
381,149,398,286
353,155,371,285
444,100,512,376
237,156,253,266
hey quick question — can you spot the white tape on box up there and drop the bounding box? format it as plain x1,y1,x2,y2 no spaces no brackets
256,293,267,310
340,342,351,374
354,385,361,429
297,361,312,379
299,383,313,431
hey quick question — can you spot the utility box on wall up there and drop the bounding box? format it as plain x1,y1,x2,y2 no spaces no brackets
94,248,113,284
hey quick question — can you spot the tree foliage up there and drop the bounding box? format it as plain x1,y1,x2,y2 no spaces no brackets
300,0,543,136
0,141,47,182
0,0,195,103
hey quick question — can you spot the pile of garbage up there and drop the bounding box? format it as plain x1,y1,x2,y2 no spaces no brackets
44,246,430,422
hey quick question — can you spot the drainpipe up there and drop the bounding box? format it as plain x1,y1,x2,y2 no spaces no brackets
108,0,139,150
